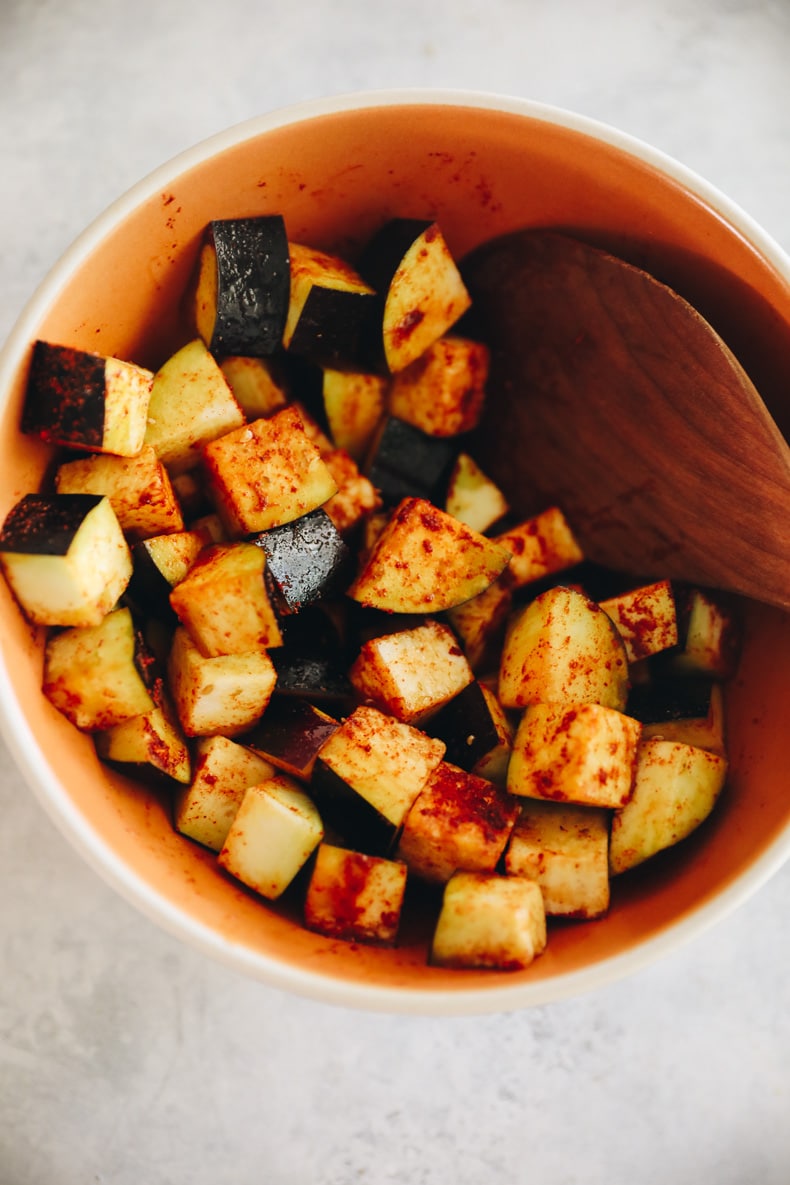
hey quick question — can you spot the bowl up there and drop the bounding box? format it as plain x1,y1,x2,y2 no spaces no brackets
1,89,789,1015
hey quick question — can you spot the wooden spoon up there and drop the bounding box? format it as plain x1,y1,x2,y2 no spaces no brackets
462,230,790,611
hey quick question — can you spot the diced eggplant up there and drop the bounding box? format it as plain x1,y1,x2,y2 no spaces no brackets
169,541,283,656
388,335,489,437
192,216,290,357
430,871,547,971
126,526,211,624
43,606,157,731
357,219,472,372
609,739,728,874
446,578,513,672
173,735,276,852
599,579,678,663
167,625,277,737
656,585,742,679
322,368,388,462
252,507,349,616
321,448,381,536
219,355,289,419
202,406,338,537
94,692,191,785
349,618,473,724
627,677,726,755
364,416,459,506
504,800,610,919
498,585,629,711
494,507,585,593
444,452,509,535
242,696,339,781
270,603,354,705
0,493,132,627
55,445,184,542
396,761,520,884
283,243,378,369
348,496,512,614
311,705,446,853
304,843,408,945
144,338,246,474
218,775,324,900
22,340,153,457
507,702,641,808
424,680,513,784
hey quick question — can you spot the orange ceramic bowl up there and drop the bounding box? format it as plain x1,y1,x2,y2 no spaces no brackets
1,91,788,1014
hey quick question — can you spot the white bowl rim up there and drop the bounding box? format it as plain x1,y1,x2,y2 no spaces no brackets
1,86,789,1016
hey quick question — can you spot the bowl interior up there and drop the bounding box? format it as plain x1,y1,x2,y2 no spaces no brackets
2,97,789,1010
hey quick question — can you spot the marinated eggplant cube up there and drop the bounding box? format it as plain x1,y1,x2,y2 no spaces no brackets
311,705,445,853
348,496,512,615
599,579,678,663
174,735,276,852
144,338,246,475
304,843,408,945
242,696,339,780
220,355,289,420
167,625,277,737
169,541,283,656
55,445,184,542
349,617,474,724
357,218,472,372
628,678,726,756
253,508,349,616
495,507,585,592
659,585,742,679
505,800,610,919
425,680,513,783
320,448,381,536
396,761,520,884
609,739,728,875
388,335,489,437
447,577,513,672
271,603,354,704
22,340,153,457
202,406,338,537
499,585,629,711
193,215,290,357
431,872,547,971
218,775,324,900
508,702,641,809
444,452,510,535
95,692,191,785
322,368,388,462
0,493,132,628
127,527,211,624
365,416,459,506
43,606,156,731
283,243,377,369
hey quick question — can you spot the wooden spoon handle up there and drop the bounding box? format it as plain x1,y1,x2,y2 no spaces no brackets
463,231,790,611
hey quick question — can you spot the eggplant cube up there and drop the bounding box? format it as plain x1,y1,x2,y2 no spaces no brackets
358,219,472,372
499,585,629,711
599,579,678,663
665,586,742,679
174,735,276,852
218,775,324,900
169,541,283,656
508,702,641,809
425,680,513,785
95,693,191,784
495,507,585,592
252,508,349,615
431,872,547,971
609,739,728,874
304,843,408,945
144,338,246,474
127,526,212,623
388,335,489,437
22,340,153,457
322,368,388,462
0,493,132,628
396,761,520,884
348,496,512,615
444,452,510,535
43,606,156,731
321,448,381,536
629,678,726,756
447,578,513,672
349,618,473,724
242,696,339,781
193,216,290,357
202,406,338,537
311,705,446,852
365,416,458,506
505,800,610,919
220,356,289,420
167,625,277,737
55,445,184,542
283,243,377,369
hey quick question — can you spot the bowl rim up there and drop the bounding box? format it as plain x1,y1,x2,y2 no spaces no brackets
2,86,789,1015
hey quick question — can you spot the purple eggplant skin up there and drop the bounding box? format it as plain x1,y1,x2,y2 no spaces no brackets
365,416,459,506
423,681,501,772
21,341,105,449
241,696,340,779
208,216,290,357
626,676,716,724
310,756,399,856
356,218,434,292
0,493,105,556
125,542,180,627
287,288,379,371
251,509,350,616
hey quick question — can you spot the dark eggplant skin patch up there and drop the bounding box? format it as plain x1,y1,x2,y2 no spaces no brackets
22,341,106,449
0,493,104,556
208,216,290,357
